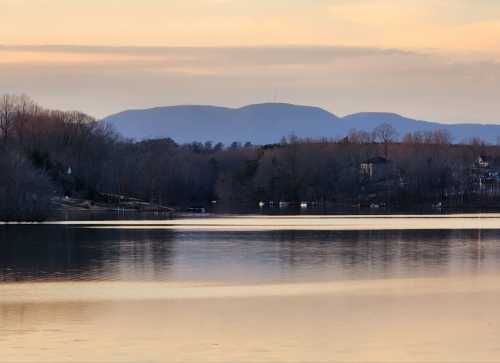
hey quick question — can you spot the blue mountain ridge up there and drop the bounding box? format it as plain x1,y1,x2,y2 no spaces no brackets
103,103,500,144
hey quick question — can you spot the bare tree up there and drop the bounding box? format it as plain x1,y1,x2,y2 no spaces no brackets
432,129,452,145
348,128,373,144
0,149,54,221
0,94,16,142
403,129,452,145
373,123,398,158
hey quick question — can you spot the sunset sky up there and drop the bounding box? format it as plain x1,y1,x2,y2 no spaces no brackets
2,0,500,122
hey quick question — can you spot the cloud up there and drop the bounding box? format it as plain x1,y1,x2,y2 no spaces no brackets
0,45,499,125
0,44,417,66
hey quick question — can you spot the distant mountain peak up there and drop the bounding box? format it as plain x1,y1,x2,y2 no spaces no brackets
347,111,405,117
238,102,330,110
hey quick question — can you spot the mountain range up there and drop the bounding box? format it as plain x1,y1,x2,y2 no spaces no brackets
103,103,500,145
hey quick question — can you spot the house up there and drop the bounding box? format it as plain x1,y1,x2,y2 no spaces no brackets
359,156,402,205
471,156,500,196
360,156,392,180
478,171,500,195
475,156,490,169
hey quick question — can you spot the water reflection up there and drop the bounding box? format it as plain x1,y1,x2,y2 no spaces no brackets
0,226,176,282
0,225,498,283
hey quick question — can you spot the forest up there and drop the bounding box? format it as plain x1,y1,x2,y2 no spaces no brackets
1,94,500,221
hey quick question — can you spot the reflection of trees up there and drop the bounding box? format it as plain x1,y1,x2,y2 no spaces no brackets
0,226,176,282
265,229,499,279
2,226,500,283
396,230,454,276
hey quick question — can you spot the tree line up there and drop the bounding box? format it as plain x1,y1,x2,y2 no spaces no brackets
1,94,499,220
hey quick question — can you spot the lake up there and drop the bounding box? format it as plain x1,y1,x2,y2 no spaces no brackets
2,214,500,362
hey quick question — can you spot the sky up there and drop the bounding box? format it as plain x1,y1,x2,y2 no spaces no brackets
1,0,500,122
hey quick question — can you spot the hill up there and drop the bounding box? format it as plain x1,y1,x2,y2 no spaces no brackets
103,103,500,144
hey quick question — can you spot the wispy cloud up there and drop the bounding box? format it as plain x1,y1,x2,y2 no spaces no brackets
1,45,499,124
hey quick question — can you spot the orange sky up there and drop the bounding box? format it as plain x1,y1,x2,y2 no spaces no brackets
2,0,500,51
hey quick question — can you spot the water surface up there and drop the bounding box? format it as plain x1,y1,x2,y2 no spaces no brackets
2,215,500,362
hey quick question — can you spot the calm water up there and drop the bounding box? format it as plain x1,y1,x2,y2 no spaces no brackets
2,215,500,362
1,215,499,283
